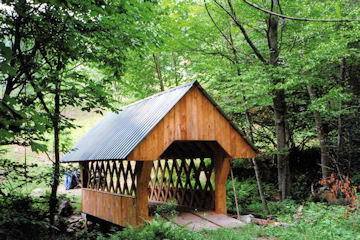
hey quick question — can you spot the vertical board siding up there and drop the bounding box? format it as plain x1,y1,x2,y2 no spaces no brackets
82,189,136,226
128,86,256,160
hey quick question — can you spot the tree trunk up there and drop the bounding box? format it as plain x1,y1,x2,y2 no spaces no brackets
268,11,290,201
172,52,178,86
252,158,270,213
243,96,269,214
49,81,61,227
273,90,290,200
152,53,164,91
207,0,281,204
227,12,269,212
306,85,330,180
337,58,346,175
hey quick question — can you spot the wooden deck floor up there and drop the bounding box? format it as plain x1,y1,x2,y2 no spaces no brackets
167,211,246,230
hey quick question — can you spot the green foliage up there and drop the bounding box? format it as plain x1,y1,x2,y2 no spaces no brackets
1,0,360,238
268,199,298,219
291,174,313,202
0,155,45,195
74,229,105,240
263,203,360,240
154,200,178,218
99,202,360,240
226,177,277,215
104,218,204,240
0,193,52,240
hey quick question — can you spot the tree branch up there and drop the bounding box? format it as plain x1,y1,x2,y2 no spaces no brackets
204,0,243,65
212,0,267,64
243,0,360,22
204,1,234,50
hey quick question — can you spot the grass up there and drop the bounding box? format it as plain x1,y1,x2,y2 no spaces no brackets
103,202,360,240
2,107,360,239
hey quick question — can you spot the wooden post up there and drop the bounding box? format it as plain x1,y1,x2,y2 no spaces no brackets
135,161,153,224
80,162,89,188
214,151,231,214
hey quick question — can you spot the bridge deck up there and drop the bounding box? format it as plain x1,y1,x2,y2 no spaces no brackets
167,211,246,230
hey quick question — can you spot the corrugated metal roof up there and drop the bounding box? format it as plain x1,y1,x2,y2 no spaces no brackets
61,80,257,162
61,81,195,162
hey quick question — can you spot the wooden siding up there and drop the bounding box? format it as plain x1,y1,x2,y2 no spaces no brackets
128,86,256,160
82,189,137,226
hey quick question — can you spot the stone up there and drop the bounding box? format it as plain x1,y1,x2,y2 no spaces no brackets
58,198,74,217
239,214,254,224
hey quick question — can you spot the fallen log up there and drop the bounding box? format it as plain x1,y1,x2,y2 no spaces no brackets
253,218,292,227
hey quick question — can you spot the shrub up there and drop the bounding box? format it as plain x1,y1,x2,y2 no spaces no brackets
226,177,277,215
290,174,313,202
0,154,53,239
263,203,360,239
104,218,204,240
0,193,51,239
154,200,178,218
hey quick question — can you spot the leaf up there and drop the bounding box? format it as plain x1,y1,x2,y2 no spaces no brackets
335,2,341,17
30,141,48,153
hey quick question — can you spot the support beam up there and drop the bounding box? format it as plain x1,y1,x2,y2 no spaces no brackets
214,152,231,214
135,161,153,224
80,162,89,188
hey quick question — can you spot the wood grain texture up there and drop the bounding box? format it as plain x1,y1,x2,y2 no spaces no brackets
127,86,256,161
82,189,136,226
148,159,215,210
214,153,231,214
80,162,88,188
80,86,256,227
135,161,153,224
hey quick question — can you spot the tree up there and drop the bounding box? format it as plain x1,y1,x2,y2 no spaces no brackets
0,0,158,226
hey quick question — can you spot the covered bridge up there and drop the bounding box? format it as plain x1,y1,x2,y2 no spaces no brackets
61,81,256,227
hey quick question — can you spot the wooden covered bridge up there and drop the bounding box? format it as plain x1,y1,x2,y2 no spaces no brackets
61,81,256,227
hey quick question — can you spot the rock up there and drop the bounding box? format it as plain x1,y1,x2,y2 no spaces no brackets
239,214,254,224
69,215,82,224
63,215,86,233
58,198,74,217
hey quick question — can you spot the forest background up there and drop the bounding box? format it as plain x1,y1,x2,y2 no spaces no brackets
0,0,360,239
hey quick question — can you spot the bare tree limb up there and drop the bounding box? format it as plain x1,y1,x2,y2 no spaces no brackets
190,34,235,61
243,0,360,22
212,0,268,64
204,1,238,56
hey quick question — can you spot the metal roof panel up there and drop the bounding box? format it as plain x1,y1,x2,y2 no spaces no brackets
61,81,195,162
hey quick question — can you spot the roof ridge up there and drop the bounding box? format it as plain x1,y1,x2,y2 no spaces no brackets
121,81,197,110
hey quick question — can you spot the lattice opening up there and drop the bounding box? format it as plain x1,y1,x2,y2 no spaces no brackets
149,158,215,210
86,160,137,196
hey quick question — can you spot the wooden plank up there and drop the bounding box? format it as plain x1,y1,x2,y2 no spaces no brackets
198,87,206,140
127,86,256,161
135,161,153,224
180,90,187,139
113,194,119,225
214,153,230,214
121,196,136,226
164,106,175,148
195,212,246,228
190,88,199,140
82,189,136,227
170,212,219,230
80,162,88,188
206,92,215,140
104,193,112,222
174,99,182,139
